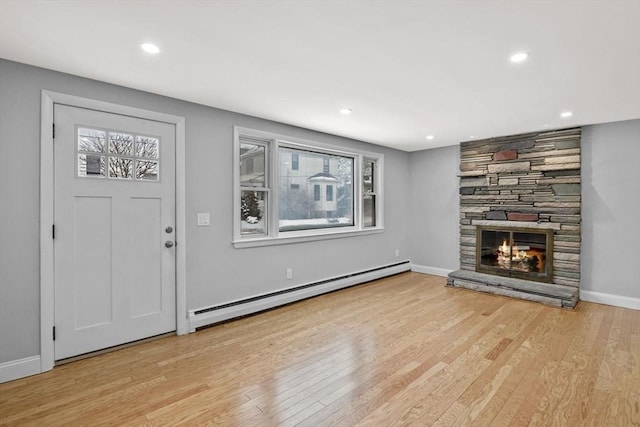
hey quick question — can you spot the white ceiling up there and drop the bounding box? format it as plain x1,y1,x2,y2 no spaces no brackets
1,0,639,152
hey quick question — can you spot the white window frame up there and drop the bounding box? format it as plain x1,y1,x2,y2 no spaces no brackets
363,157,382,229
233,126,384,248
238,136,270,238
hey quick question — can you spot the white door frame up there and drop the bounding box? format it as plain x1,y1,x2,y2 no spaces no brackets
40,90,188,373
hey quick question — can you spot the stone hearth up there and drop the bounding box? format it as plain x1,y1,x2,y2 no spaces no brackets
448,128,581,308
448,270,578,308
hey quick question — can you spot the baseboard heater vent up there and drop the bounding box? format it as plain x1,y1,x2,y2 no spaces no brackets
188,260,411,332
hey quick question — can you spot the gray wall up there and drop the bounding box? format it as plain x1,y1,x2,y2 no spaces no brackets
407,145,460,272
0,59,410,363
581,119,640,298
2,57,638,368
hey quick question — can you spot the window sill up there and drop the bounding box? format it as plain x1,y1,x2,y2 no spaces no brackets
233,227,384,248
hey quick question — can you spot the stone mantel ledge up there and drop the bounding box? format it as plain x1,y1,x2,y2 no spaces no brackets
471,220,561,230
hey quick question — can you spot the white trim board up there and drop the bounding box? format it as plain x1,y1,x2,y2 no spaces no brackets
580,290,640,311
0,356,41,384
189,262,411,331
411,264,454,277
39,90,188,376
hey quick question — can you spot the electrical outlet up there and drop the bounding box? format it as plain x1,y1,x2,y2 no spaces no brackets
395,249,400,258
286,268,293,280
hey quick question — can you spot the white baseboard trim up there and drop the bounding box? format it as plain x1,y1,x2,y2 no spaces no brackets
580,290,640,311
188,261,411,332
0,355,42,384
411,264,454,277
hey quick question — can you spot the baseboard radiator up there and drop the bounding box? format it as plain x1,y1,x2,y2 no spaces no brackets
188,260,411,332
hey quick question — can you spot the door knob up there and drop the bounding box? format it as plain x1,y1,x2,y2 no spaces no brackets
165,226,173,233
165,241,174,248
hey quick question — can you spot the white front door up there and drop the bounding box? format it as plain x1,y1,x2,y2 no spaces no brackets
53,104,176,360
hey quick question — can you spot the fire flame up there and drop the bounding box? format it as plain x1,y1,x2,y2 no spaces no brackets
499,239,530,261
501,239,509,255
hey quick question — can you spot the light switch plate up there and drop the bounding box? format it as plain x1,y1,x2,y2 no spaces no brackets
197,212,210,226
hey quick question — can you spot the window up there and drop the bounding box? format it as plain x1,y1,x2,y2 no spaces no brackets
326,185,333,202
77,127,160,181
234,127,383,246
363,160,376,227
239,137,268,236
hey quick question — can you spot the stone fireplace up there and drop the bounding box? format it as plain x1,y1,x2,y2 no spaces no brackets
447,128,581,308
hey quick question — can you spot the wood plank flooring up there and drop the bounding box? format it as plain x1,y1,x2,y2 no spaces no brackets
1,272,639,426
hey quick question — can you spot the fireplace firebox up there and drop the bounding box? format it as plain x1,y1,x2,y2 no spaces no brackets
476,225,554,283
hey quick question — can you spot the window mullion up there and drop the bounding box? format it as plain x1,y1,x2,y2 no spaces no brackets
270,139,280,238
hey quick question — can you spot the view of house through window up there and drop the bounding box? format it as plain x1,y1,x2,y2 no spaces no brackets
235,128,382,244
278,147,353,232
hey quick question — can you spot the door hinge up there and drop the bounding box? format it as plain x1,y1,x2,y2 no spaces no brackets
52,224,55,239
52,123,55,139
53,326,56,341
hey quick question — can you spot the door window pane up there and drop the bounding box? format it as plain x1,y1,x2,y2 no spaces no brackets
136,160,159,181
108,132,134,155
77,128,107,177
78,154,106,177
109,157,133,179
136,136,159,158
78,128,106,153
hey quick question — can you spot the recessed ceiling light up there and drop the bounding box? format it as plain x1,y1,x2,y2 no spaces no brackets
426,135,435,140
560,111,573,118
339,108,352,115
140,43,160,54
510,52,528,63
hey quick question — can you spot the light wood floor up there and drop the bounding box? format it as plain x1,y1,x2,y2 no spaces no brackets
1,272,639,426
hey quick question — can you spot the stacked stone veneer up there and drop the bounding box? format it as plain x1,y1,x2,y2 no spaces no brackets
454,127,581,300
